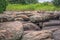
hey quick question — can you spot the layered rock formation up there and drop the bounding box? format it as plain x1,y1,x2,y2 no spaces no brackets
0,11,60,40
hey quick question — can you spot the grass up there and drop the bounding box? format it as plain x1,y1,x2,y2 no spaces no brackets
6,3,60,11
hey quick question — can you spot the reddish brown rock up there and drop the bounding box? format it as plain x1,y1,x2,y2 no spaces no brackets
23,23,40,31
29,14,50,23
22,31,53,40
0,14,14,22
0,21,23,40
22,28,58,40
15,15,29,21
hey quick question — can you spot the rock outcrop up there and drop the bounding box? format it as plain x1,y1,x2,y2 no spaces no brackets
0,11,60,40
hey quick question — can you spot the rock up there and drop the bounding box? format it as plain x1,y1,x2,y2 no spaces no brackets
29,15,50,23
45,11,60,20
49,12,58,19
44,38,54,40
53,30,60,40
43,20,60,27
29,15,42,23
23,12,34,17
29,14,50,29
15,15,29,21
0,14,7,22
54,11,60,19
23,23,40,31
0,21,23,40
22,29,57,40
37,11,45,13
0,14,14,22
39,22,44,29
22,28,58,40
6,16,14,21
14,18,24,21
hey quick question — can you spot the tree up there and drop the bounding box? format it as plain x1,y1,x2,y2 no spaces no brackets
0,0,7,13
25,0,38,4
8,0,38,4
52,0,60,6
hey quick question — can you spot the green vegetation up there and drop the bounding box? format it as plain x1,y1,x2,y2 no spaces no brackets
0,0,60,12
0,0,7,13
6,3,60,11
8,0,38,4
52,0,60,6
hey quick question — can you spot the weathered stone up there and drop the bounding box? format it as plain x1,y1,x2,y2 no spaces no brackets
0,21,23,40
53,30,60,40
45,11,60,20
0,14,14,22
54,11,60,19
14,18,24,21
39,22,44,29
15,15,29,21
22,29,57,40
43,20,60,27
22,12,34,17
29,15,40,23
29,15,50,23
23,23,40,31
0,14,7,22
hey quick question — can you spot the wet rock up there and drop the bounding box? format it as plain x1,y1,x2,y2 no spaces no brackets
0,21,23,40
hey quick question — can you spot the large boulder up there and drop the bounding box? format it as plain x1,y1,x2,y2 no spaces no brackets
23,23,40,31
22,28,58,40
53,30,60,40
0,21,23,40
43,20,60,27
29,14,50,23
45,11,60,20
53,11,60,19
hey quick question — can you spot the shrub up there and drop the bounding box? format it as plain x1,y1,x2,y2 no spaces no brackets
8,0,38,4
0,0,7,13
52,0,60,6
